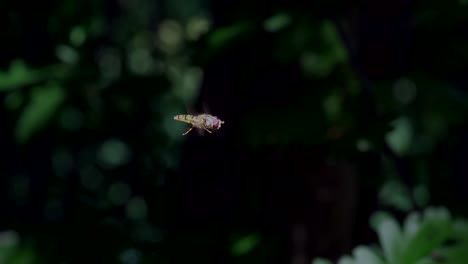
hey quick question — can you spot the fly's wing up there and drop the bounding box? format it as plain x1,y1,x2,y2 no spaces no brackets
195,118,206,136
190,102,215,136
202,102,212,116
184,102,206,136
196,103,212,136
203,103,223,131
200,102,221,134
196,112,206,136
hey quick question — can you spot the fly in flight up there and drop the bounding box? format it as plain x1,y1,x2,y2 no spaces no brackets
174,114,224,136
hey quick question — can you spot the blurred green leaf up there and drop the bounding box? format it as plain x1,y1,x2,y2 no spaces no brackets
230,233,260,257
10,246,35,264
370,211,394,232
320,21,348,64
263,13,291,32
413,258,436,264
186,16,211,41
312,258,333,264
352,246,386,264
385,116,413,156
413,185,430,208
452,219,468,240
0,230,20,263
379,180,413,211
15,83,66,144
337,256,356,264
300,21,348,78
70,26,86,46
0,61,68,91
0,231,35,264
325,206,468,264
375,215,404,264
0,61,43,90
56,45,79,64
4,92,24,111
403,212,422,239
207,22,252,49
437,243,468,264
402,207,452,263
323,90,342,122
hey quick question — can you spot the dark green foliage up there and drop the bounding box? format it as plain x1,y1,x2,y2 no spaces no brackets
313,207,468,264
1,0,468,263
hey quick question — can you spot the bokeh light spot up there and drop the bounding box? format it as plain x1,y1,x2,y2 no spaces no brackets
56,45,79,64
98,139,131,169
108,182,131,206
186,16,211,40
0,230,20,248
52,148,75,178
118,248,142,264
323,92,341,122
59,107,84,131
157,20,183,54
394,78,417,104
263,13,291,32
70,26,86,46
80,165,104,190
98,47,122,82
231,233,261,256
356,139,372,152
385,116,413,156
126,196,148,221
128,48,153,75
132,224,165,243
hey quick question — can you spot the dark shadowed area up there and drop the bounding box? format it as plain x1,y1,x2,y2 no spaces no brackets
1,0,468,263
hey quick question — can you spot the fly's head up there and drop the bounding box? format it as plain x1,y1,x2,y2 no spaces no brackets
213,117,224,130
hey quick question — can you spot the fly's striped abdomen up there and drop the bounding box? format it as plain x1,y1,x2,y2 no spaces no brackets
174,114,203,127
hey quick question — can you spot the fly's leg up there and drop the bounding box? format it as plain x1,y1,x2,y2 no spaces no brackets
182,126,194,136
202,127,212,133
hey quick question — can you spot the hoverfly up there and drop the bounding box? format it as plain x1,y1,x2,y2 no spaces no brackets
174,114,225,136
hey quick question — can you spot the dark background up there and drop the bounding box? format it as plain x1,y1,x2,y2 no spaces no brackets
1,0,468,263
